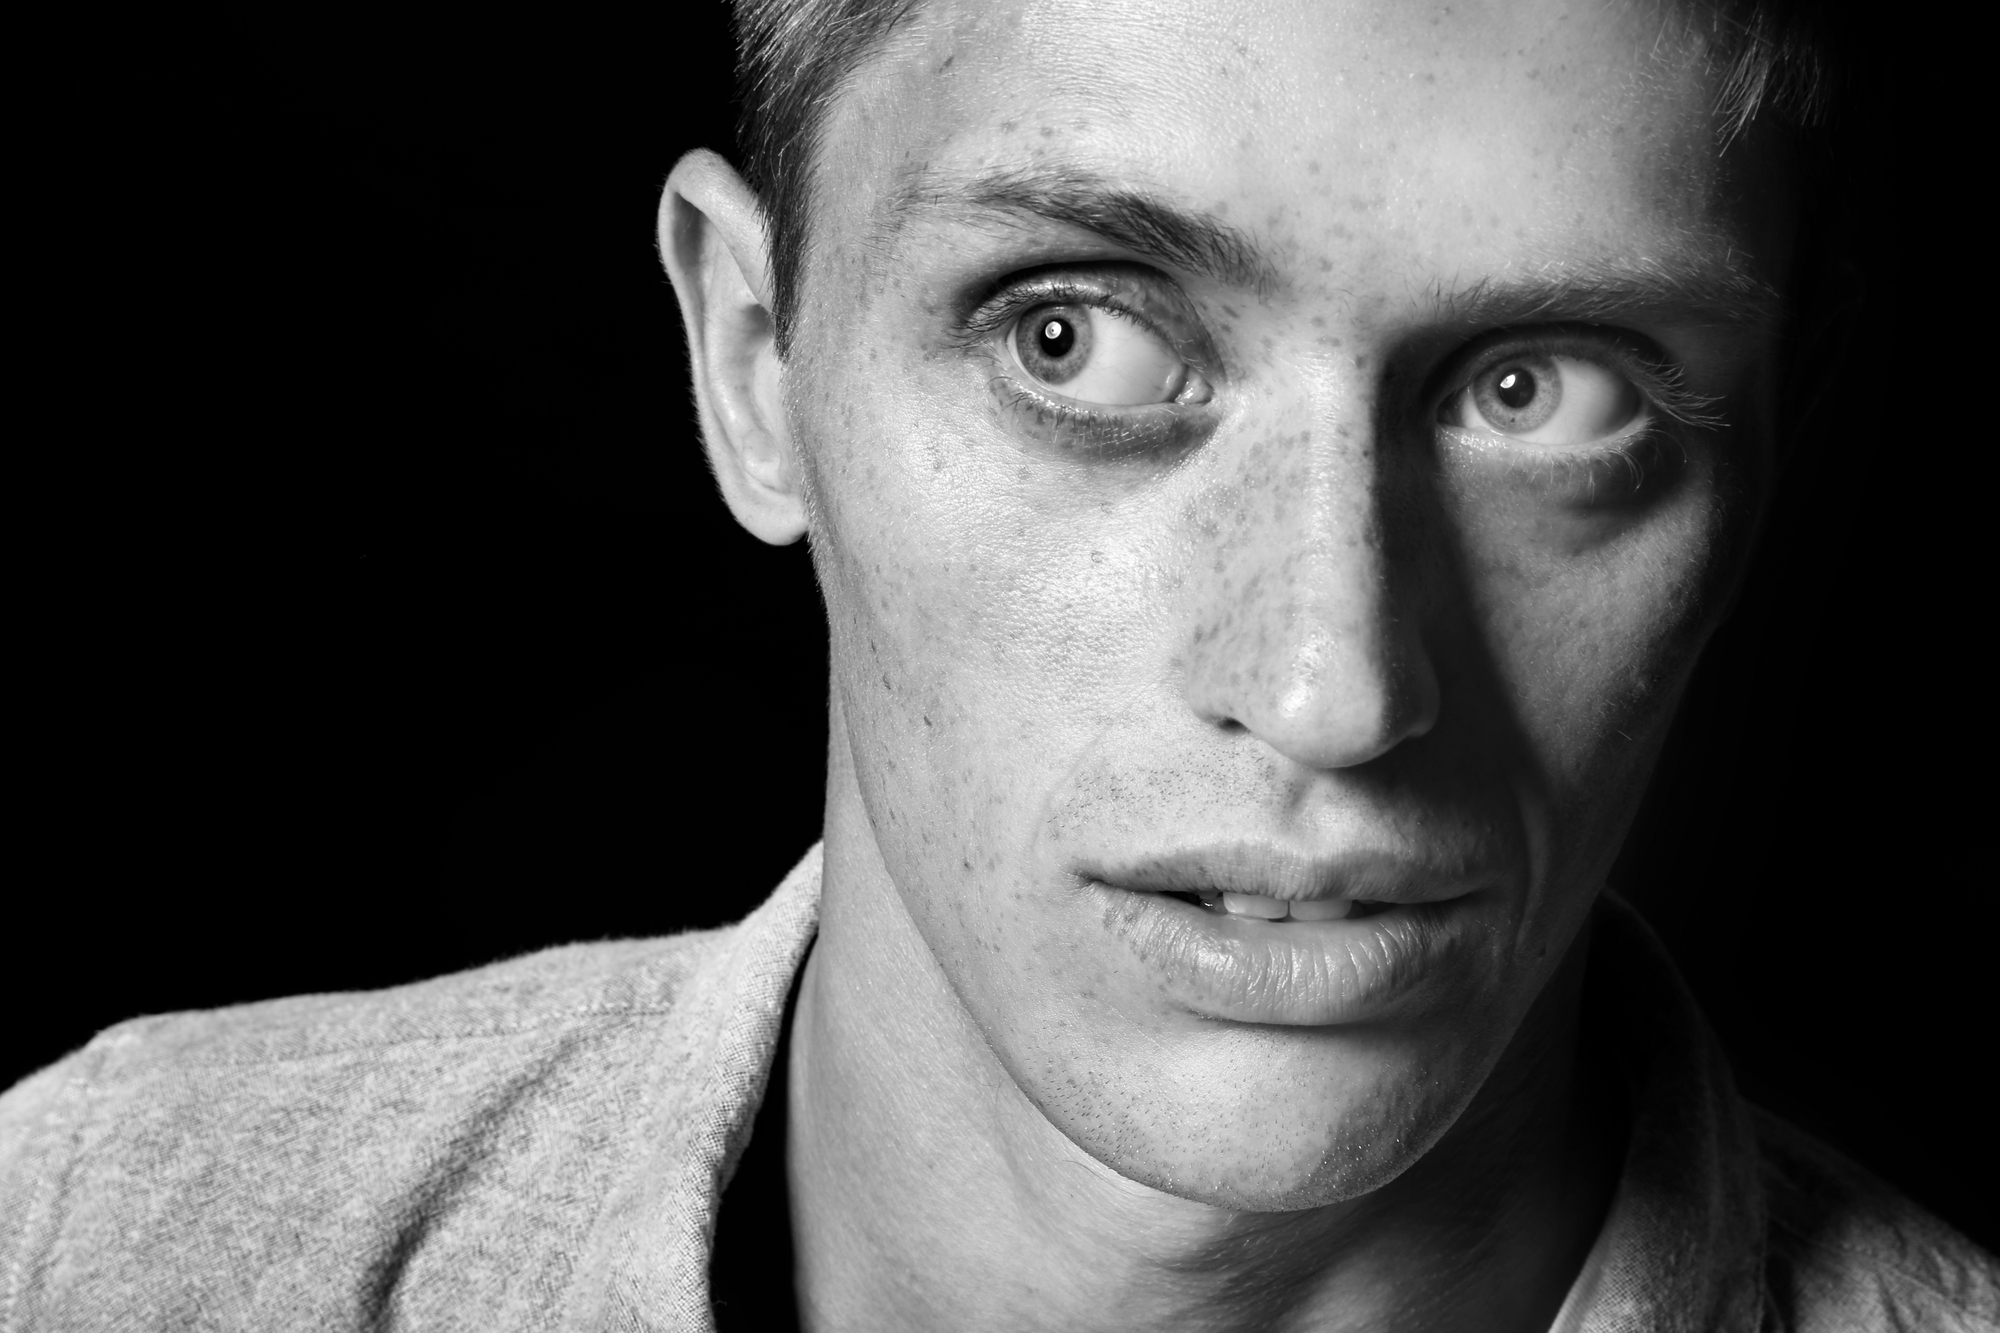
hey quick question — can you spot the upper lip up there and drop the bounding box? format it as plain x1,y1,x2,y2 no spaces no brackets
1078,839,1488,904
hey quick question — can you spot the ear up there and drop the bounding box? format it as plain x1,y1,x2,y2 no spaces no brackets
659,149,807,545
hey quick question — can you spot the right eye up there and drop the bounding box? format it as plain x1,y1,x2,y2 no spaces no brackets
1010,303,1193,407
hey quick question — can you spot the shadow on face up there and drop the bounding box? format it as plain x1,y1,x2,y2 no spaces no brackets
782,0,1792,1208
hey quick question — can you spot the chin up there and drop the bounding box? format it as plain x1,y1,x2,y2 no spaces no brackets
1033,1040,1482,1213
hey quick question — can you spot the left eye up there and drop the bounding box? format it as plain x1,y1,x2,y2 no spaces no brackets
1443,353,1644,445
1010,303,1191,407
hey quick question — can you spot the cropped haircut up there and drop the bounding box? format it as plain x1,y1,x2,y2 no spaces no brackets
731,0,1853,357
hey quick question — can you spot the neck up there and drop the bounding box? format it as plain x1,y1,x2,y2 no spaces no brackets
787,759,1621,1333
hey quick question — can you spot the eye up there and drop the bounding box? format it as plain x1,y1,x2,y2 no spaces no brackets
1443,353,1645,446
1010,303,1192,407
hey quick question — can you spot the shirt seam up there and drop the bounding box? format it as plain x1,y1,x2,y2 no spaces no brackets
1,1038,115,1327
101,1002,692,1074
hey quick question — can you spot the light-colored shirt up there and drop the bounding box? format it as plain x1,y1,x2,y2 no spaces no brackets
3,846,1995,1330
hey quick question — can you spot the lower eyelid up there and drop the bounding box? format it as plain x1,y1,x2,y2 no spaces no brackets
1441,414,1652,451
989,374,1215,460
1437,421,1686,505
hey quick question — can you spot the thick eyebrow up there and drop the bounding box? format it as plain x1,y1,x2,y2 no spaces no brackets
883,163,1274,290
1424,261,1785,331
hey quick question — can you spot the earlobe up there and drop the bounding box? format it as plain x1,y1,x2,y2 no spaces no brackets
659,148,808,546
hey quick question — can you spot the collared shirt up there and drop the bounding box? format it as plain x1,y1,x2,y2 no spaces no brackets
3,846,1994,1330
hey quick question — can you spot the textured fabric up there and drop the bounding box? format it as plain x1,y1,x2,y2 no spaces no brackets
2,848,1994,1331
0,846,822,1333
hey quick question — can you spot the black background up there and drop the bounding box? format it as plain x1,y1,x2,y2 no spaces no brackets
14,4,1992,1253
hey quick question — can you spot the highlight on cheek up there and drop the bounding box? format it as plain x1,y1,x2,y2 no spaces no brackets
1009,302,1193,407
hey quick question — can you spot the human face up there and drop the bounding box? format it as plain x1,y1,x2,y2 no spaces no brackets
791,0,1787,1209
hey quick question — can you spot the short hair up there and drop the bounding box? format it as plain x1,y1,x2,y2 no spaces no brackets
730,0,1852,357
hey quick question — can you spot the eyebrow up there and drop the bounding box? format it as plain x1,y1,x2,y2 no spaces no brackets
884,163,1274,290
885,163,1783,329
1424,261,1785,331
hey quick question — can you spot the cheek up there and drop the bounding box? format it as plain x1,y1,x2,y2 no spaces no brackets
798,363,1146,883
1447,461,1728,794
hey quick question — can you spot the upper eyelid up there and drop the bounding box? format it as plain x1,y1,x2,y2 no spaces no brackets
956,266,1203,354
963,280,1138,337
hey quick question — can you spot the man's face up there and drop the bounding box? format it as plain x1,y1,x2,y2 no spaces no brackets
789,0,1786,1208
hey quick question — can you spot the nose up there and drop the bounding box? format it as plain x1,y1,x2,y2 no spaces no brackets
1180,418,1439,771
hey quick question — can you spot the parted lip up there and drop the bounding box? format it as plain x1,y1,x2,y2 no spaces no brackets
1077,839,1492,905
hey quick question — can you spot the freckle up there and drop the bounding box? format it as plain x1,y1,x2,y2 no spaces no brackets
1306,160,1321,174
1311,315,1325,328
999,119,1017,133
1039,125,1055,138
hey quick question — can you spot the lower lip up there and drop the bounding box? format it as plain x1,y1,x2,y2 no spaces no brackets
1091,885,1477,1025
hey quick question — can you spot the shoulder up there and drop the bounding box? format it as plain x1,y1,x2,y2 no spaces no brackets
0,926,741,1329
23,925,731,1079
1,924,737,1135
1753,1106,2000,1331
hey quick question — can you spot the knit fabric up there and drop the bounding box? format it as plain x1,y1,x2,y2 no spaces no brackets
2,846,1993,1331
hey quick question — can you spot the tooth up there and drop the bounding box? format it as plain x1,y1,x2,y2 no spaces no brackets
1221,892,1289,920
1287,898,1352,922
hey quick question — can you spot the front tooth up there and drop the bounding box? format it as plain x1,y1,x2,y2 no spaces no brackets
1287,898,1352,921
1221,892,1290,920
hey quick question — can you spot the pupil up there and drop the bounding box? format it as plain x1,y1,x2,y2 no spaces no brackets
1496,367,1535,409
1037,317,1076,358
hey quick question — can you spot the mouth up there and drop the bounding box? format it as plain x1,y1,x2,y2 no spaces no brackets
1161,889,1393,922
1077,842,1495,1025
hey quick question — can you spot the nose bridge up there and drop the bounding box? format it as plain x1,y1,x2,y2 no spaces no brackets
1181,360,1437,770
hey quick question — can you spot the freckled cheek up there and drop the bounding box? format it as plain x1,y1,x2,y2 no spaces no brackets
807,393,1151,763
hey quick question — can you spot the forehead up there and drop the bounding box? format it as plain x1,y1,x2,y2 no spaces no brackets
815,0,1772,311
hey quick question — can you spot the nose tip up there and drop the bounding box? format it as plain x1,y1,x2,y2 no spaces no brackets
1255,627,1440,768
1193,616,1439,771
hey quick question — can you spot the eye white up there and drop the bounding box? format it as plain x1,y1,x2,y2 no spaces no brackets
1451,354,1645,446
1010,305,1190,407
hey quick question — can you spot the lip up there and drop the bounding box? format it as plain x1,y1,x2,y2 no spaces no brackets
1081,842,1492,1025
1084,841,1482,905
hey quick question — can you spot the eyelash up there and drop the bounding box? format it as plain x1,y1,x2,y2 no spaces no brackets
1442,330,1723,435
959,273,1166,344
